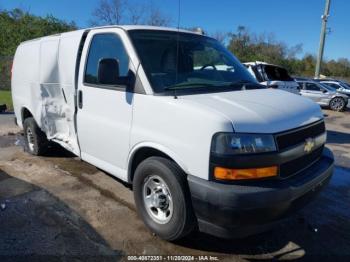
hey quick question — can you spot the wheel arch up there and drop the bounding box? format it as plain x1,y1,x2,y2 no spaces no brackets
21,107,34,123
329,96,346,111
127,143,189,183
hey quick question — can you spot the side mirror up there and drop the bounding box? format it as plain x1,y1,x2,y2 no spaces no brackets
322,89,327,93
98,58,121,85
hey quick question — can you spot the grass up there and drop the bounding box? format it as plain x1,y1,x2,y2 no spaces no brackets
0,90,13,111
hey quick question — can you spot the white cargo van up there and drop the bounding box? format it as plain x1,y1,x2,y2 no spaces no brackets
12,26,334,240
244,61,300,94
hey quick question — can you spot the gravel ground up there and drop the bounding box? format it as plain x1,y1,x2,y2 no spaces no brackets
0,109,349,261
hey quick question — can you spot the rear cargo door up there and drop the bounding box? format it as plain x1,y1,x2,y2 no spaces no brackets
76,29,134,180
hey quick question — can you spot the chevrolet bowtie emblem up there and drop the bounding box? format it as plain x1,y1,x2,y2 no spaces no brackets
304,138,315,153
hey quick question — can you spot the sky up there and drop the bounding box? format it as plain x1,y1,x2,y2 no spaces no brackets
1,0,349,60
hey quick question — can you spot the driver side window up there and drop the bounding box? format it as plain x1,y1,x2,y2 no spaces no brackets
305,83,321,91
85,33,129,85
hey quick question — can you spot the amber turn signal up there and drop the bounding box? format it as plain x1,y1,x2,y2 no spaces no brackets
214,166,278,181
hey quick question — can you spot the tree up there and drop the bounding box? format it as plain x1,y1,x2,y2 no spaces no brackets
90,0,171,26
227,26,300,72
0,8,77,90
210,31,228,45
146,3,171,26
90,0,127,25
0,8,76,56
128,4,145,25
226,26,350,78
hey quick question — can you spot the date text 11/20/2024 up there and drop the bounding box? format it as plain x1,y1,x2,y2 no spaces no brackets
127,255,220,261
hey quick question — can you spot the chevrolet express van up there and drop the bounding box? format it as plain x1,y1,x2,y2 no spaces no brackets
12,26,334,240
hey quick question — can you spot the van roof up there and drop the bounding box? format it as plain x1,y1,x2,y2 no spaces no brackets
20,25,201,45
89,25,198,34
19,29,86,44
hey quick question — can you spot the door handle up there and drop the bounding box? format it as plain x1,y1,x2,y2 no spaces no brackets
78,90,83,109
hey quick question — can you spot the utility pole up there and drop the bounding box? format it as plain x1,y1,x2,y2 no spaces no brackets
315,0,331,78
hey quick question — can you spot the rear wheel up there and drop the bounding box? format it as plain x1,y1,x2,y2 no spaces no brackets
329,97,346,111
23,117,49,156
133,157,196,241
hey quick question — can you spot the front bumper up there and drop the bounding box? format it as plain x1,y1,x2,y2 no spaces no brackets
188,147,334,239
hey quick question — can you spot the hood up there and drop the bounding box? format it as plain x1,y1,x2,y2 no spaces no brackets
261,80,299,87
278,81,299,87
260,80,300,94
338,88,350,95
181,89,323,133
336,92,350,99
329,88,349,98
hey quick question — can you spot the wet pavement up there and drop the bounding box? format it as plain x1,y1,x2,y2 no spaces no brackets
0,109,350,261
0,173,119,261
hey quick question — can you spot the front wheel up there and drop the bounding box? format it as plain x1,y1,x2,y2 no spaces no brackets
329,97,346,111
133,157,196,241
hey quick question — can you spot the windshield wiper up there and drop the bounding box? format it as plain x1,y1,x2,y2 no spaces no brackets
164,82,216,90
220,80,255,86
213,80,262,90
164,80,260,92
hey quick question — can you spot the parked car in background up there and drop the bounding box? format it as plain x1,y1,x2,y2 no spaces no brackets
296,78,348,111
244,61,300,94
314,79,350,97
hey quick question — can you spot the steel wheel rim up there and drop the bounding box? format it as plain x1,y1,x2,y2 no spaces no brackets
331,98,344,110
26,127,35,152
142,175,173,224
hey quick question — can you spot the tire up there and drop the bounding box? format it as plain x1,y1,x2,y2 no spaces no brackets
133,157,196,241
23,117,49,156
329,97,346,112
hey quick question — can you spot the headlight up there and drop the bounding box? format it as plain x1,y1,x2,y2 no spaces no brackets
211,133,276,155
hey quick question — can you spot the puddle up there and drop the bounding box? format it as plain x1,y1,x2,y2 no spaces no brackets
50,157,98,176
0,132,97,178
0,130,97,176
0,134,23,148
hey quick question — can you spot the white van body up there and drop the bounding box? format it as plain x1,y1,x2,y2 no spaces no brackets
244,61,300,95
11,30,85,155
12,26,334,240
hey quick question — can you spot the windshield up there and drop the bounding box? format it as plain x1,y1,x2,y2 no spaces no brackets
319,83,336,92
263,65,294,81
128,30,258,93
340,81,350,89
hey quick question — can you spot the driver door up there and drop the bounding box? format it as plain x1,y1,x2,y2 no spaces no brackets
77,29,134,180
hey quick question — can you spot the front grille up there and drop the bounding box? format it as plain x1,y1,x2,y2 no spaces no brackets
275,121,325,151
279,146,324,178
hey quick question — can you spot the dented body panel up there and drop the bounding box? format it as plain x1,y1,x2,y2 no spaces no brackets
12,30,85,155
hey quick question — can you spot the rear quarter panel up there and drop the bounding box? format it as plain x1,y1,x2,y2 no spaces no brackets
12,41,41,128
